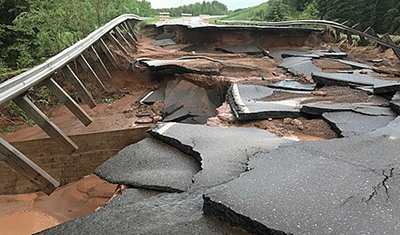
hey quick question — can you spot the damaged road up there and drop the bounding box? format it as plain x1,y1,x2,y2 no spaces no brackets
17,19,400,235
204,118,400,235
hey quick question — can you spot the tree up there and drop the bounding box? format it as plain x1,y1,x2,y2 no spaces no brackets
265,0,290,22
299,0,319,20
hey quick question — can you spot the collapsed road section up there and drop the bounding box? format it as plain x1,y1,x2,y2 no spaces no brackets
2,16,400,234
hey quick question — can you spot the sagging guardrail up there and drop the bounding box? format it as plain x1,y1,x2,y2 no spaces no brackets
217,20,400,60
0,14,142,195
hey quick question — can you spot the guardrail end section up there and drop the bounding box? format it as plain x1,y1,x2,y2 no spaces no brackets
0,137,59,195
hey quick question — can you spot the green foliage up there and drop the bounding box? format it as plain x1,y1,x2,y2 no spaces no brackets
223,0,400,35
8,101,35,126
1,128,15,135
28,86,53,106
102,98,115,103
158,1,229,17
264,0,290,22
299,0,319,20
0,59,7,74
0,0,154,73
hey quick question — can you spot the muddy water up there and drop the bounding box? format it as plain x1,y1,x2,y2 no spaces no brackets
0,175,117,235
0,211,59,235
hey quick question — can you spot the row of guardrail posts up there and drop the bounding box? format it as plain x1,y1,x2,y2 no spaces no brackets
336,22,400,60
0,18,140,195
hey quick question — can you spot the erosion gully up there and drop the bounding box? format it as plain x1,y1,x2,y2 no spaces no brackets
0,24,400,234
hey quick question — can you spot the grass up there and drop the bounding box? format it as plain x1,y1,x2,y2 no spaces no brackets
222,2,270,21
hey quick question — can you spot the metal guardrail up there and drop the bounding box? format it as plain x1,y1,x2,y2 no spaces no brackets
0,14,141,195
0,14,142,105
216,20,400,52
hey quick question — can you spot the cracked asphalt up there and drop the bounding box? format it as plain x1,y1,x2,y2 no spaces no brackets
37,26,400,235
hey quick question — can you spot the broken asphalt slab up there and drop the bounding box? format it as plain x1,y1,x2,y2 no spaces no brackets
390,92,400,114
136,90,165,105
335,59,371,69
312,72,400,94
215,43,262,55
138,58,220,76
322,111,396,137
278,57,322,76
268,79,316,91
161,79,224,124
38,189,249,235
149,122,288,189
155,32,176,40
301,103,397,116
156,38,177,47
95,137,200,192
228,83,307,120
268,50,347,60
203,117,400,235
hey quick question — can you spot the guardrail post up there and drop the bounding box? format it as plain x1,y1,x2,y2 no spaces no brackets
44,78,93,126
76,54,106,91
128,20,139,41
88,46,112,79
351,24,368,46
97,39,119,68
62,65,97,109
13,95,79,155
346,31,353,45
381,34,400,60
106,32,129,55
364,27,380,47
119,23,137,45
0,137,59,195
113,27,131,47
124,21,138,42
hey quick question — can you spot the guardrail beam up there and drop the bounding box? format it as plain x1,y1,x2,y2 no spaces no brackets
0,137,59,195
76,54,106,91
106,32,129,55
62,65,97,109
88,46,112,79
98,39,119,68
44,78,93,126
13,95,79,155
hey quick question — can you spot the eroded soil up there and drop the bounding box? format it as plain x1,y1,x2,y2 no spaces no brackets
1,26,400,234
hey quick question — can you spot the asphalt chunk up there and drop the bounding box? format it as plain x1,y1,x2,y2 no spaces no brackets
268,79,316,91
312,72,399,93
279,57,322,76
228,83,306,120
95,137,200,192
322,111,396,137
149,122,288,189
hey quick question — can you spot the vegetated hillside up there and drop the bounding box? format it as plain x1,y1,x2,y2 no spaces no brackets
224,2,271,20
0,0,154,74
157,1,229,17
223,0,400,35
